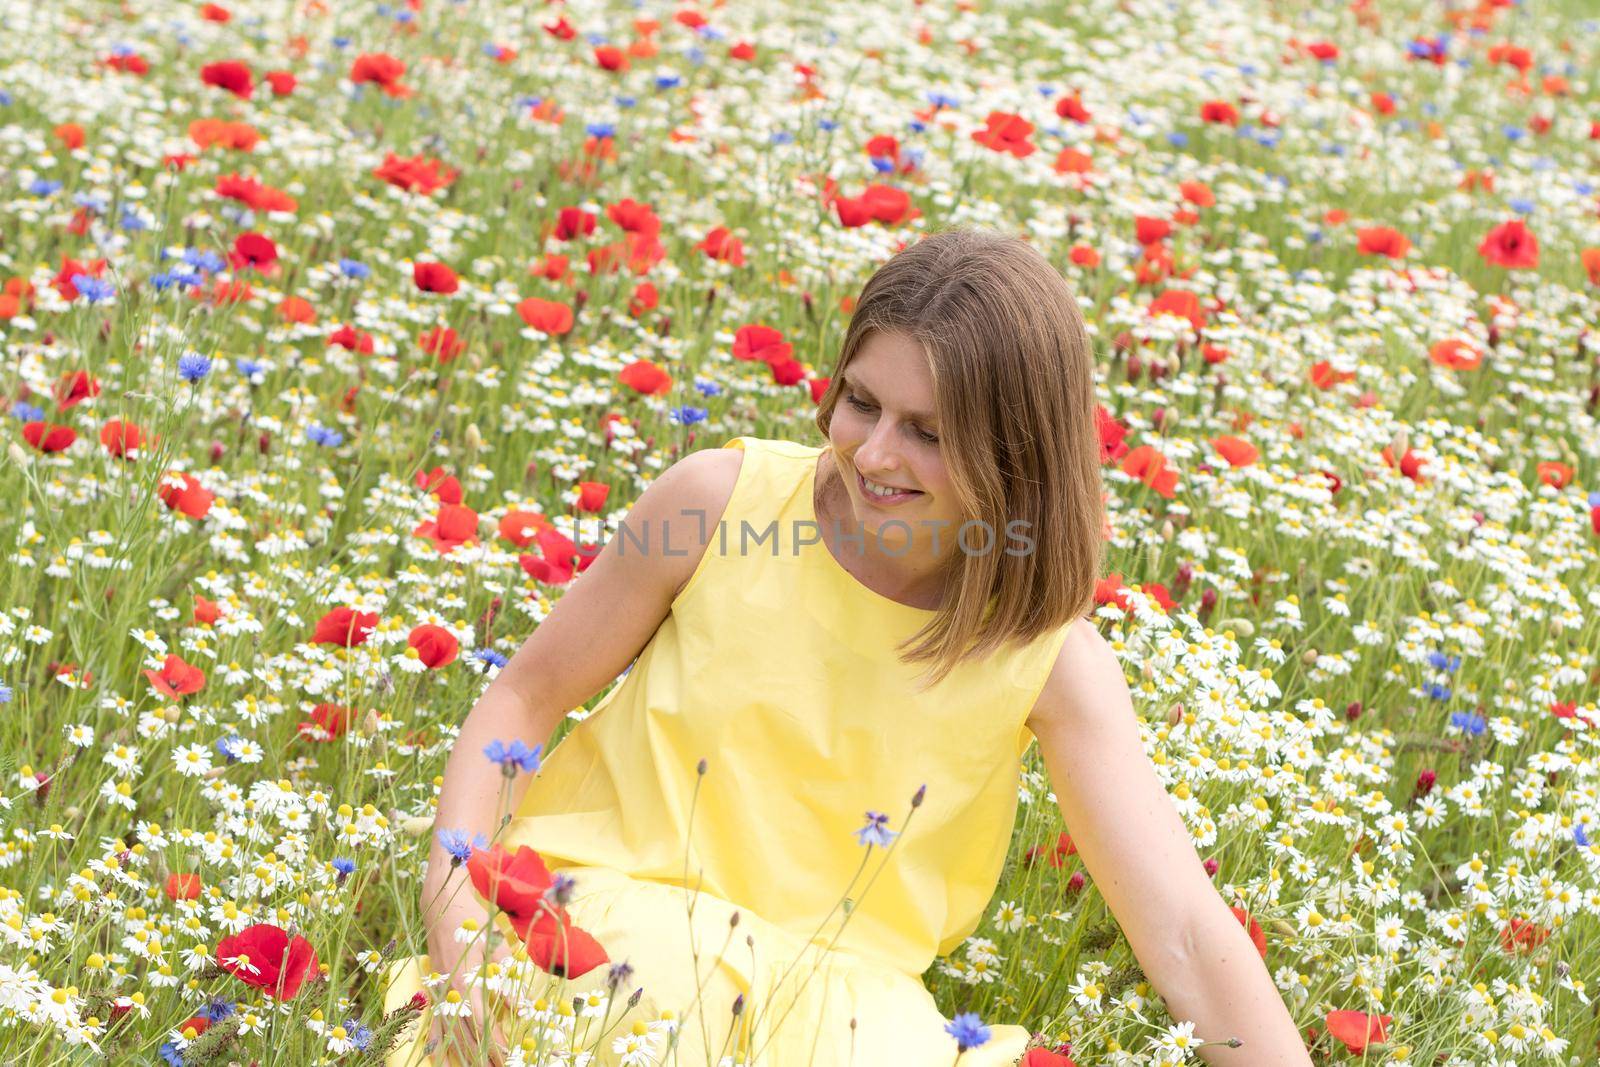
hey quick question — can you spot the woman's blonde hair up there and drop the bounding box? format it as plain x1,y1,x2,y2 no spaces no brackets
813,227,1105,690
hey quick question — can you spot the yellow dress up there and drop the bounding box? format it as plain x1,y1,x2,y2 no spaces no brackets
384,435,1073,1066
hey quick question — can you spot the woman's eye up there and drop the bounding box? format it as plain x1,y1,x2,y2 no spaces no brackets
917,428,939,445
845,393,875,412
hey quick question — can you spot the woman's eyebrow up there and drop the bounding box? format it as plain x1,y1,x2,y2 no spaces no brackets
842,373,937,423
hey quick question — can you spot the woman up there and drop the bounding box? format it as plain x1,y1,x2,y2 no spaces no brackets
385,228,1311,1065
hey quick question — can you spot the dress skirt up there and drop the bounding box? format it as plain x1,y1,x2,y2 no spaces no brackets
382,864,1030,1066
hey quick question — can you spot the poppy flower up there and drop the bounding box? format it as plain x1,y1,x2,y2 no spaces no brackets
608,198,662,236
1199,100,1239,125
577,481,610,512
1055,93,1091,124
372,152,459,195
860,184,914,225
415,467,464,505
230,232,278,272
1536,461,1574,489
265,70,296,96
769,357,807,386
555,207,597,241
1212,435,1258,467
165,873,203,901
1021,1050,1078,1067
732,324,791,364
105,53,150,75
200,59,254,99
594,44,629,71
407,624,460,669
519,903,610,979
349,53,409,96
516,297,575,335
413,503,480,554
418,325,465,364
1309,360,1357,389
970,110,1036,157
215,173,298,213
1229,905,1267,958
1120,445,1179,498
157,472,215,519
413,261,459,294
1069,244,1100,267
1380,445,1426,483
1135,216,1171,246
1428,338,1482,371
1580,248,1600,287
498,509,552,547
1323,1009,1391,1055
216,924,319,1000
1478,219,1539,270
297,702,355,741
53,370,100,411
280,295,316,324
1054,148,1093,175
144,654,206,699
311,606,379,647
697,226,745,265
629,281,659,317
518,527,600,585
1147,289,1206,332
619,359,673,396
1355,226,1411,259
1178,180,1214,207
808,377,831,404
1095,405,1129,462
328,324,375,353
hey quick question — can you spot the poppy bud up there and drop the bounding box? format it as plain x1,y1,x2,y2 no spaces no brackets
697,757,708,776
1066,871,1086,893
1302,648,1320,667
1167,702,1184,727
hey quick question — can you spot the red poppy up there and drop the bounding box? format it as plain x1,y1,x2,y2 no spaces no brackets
415,466,464,505
555,207,597,241
1212,435,1258,467
407,625,460,669
697,226,745,265
1147,289,1207,331
193,595,221,626
516,297,575,335
230,232,278,272
1324,1009,1391,1055
413,503,480,554
608,198,662,236
808,377,831,404
1536,461,1574,489
200,59,254,99
1135,216,1171,246
629,281,659,317
157,472,215,519
728,41,756,61
1229,905,1267,958
372,152,459,195
1355,226,1411,259
1305,40,1339,61
619,359,672,396
216,924,319,1000
1055,93,1091,124
520,903,611,979
200,2,231,21
54,370,101,410
732,324,791,365
467,844,554,919
1370,91,1396,115
1380,445,1427,483
594,44,629,71
418,325,465,363
1120,445,1179,498
1309,360,1357,389
769,357,807,386
498,509,552,547
1022,1049,1078,1067
165,873,203,900
265,70,296,96
413,261,459,294
577,481,610,512
1580,248,1600,287
1095,405,1129,462
311,606,379,647
280,295,316,324
518,527,600,585
1199,100,1239,125
1178,180,1214,207
970,110,1036,157
297,702,355,742
215,173,298,214
1069,244,1100,267
144,654,206,699
1478,219,1539,270
349,53,409,96
105,53,150,76
1428,338,1482,371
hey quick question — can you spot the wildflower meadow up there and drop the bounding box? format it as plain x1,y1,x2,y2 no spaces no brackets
3,0,1600,1063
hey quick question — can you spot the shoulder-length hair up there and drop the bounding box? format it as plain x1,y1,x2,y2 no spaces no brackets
812,227,1105,690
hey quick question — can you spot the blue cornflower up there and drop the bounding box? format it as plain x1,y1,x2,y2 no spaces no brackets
587,122,617,139
177,353,214,382
72,275,114,303
819,117,839,131
204,998,236,1021
1424,682,1452,701
12,402,45,422
1166,131,1189,148
306,423,344,448
332,857,357,881
1502,125,1524,141
1426,651,1461,673
543,872,576,906
687,45,707,64
654,74,682,91
697,24,726,40
615,95,637,109
338,258,370,280
236,358,266,383
332,35,351,48
869,155,896,173
669,405,708,426
770,130,794,145
854,811,897,848
120,211,149,231
1508,197,1535,214
158,1041,183,1066
182,248,224,273
28,178,62,197
944,1011,991,1051
216,736,245,762
693,378,723,398
73,192,105,212
344,1019,373,1051
0,91,12,106
1576,824,1590,848
1588,490,1600,509
584,32,608,45
1449,711,1487,736
925,90,961,109
484,739,543,775
473,648,509,670
152,269,202,291
0,682,11,705
437,828,488,864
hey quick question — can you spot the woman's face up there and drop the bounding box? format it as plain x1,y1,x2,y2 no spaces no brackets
826,330,963,552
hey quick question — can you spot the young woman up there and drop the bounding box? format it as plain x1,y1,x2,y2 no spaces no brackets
384,228,1312,1065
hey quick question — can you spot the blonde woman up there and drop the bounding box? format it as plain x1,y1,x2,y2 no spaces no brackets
387,228,1310,1066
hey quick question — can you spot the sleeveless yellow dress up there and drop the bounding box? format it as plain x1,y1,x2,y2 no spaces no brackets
383,435,1073,1066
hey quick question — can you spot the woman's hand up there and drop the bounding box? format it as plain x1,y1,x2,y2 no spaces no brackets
421,873,514,1067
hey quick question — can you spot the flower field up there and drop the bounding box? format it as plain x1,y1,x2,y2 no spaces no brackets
3,0,1600,1062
